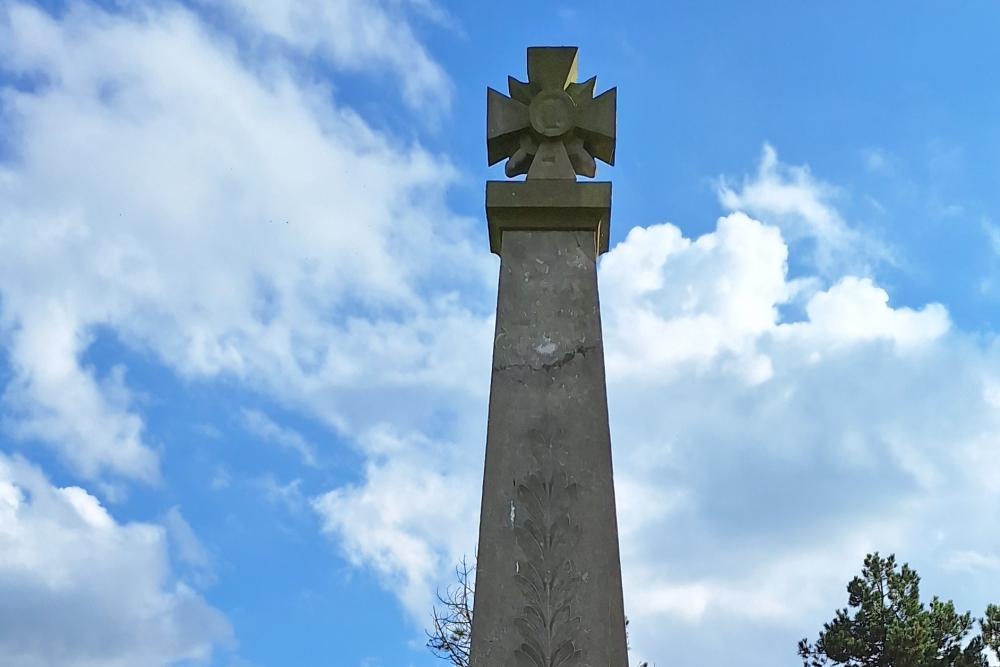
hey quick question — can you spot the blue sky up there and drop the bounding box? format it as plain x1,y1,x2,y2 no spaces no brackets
1,2,999,666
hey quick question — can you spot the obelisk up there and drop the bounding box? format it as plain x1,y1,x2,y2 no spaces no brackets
469,47,627,667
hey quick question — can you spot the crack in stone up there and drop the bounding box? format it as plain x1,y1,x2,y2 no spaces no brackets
493,344,596,374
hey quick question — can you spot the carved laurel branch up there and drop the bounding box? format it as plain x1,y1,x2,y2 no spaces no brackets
513,460,584,667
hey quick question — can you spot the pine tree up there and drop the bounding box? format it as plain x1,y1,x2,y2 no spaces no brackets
799,553,999,667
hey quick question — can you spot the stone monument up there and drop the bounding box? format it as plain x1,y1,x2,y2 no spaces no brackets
469,47,627,667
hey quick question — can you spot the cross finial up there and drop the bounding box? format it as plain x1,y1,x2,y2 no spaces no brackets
487,47,617,180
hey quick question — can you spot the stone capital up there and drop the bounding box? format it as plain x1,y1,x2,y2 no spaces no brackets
485,180,612,256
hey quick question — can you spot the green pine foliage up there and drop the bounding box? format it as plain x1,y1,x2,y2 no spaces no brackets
799,553,1000,667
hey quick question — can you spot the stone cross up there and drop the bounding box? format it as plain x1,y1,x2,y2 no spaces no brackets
469,47,628,667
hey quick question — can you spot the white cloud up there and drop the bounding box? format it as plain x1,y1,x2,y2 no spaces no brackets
983,218,1000,256
0,454,231,667
782,275,949,347
240,408,317,467
312,425,480,620
255,475,307,514
718,145,842,241
862,147,893,173
205,0,453,111
718,144,887,273
942,549,1000,574
625,519,908,625
600,213,792,383
2,300,157,482
163,506,215,586
0,0,492,483
599,214,1000,663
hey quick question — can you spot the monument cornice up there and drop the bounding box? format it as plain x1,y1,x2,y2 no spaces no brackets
485,180,611,256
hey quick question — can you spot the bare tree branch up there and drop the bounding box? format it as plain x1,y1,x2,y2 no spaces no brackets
426,556,475,667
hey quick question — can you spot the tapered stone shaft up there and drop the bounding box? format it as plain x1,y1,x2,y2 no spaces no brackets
469,181,628,666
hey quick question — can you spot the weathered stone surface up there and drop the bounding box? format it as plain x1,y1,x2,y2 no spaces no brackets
469,229,628,667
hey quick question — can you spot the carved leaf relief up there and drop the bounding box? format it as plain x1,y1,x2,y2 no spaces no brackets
512,463,584,667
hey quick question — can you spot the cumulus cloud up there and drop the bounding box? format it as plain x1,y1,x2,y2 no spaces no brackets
0,0,492,483
0,454,231,667
600,215,999,664
783,275,950,347
718,144,889,273
600,212,793,384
